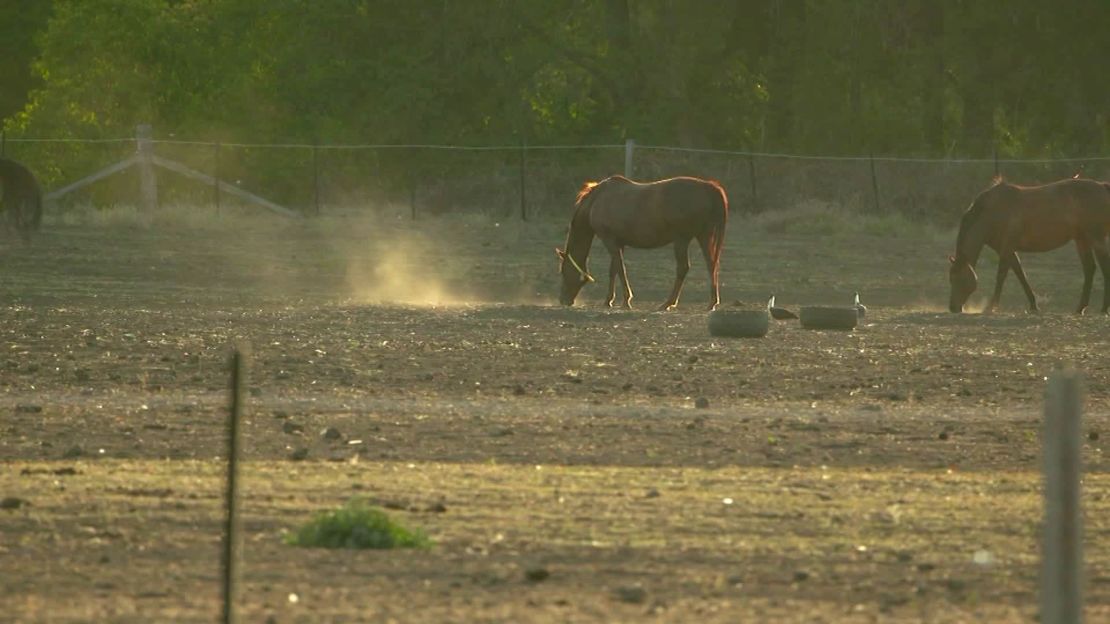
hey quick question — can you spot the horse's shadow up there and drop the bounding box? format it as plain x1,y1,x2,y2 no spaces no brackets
892,310,1053,328
463,304,669,324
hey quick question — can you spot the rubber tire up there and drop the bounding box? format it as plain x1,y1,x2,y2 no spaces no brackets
799,306,858,331
707,309,770,338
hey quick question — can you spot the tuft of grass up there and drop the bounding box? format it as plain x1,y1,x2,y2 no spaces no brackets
47,202,274,231
284,499,432,550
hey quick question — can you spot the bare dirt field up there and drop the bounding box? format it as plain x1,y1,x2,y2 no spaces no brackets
2,208,1109,622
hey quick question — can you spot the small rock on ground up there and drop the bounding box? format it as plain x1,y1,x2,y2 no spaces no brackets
1,497,31,510
524,566,550,583
613,584,647,604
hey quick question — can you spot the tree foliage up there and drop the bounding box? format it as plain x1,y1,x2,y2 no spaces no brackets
3,1,1107,177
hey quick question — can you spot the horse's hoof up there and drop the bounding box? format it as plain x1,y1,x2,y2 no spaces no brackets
1076,307,1088,315
658,303,676,312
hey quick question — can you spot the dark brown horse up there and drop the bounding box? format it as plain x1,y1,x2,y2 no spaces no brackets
556,175,728,310
0,157,43,238
948,177,1110,314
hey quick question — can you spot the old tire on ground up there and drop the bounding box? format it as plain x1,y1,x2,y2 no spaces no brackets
707,309,770,338
799,306,858,331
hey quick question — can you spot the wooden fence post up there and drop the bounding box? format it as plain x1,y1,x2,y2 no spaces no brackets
136,124,159,210
1042,371,1084,624
222,347,247,624
624,138,635,179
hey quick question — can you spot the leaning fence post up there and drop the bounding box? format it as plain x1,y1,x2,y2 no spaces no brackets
136,124,159,211
1041,371,1084,624
869,152,881,213
624,138,635,179
222,347,247,624
993,144,1000,179
519,139,527,221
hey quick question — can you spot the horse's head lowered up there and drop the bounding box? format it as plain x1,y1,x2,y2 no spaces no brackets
948,255,978,313
556,247,593,306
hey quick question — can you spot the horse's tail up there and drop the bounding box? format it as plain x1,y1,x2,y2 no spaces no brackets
705,180,729,271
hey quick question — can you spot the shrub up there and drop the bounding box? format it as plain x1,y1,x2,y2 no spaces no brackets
284,499,432,550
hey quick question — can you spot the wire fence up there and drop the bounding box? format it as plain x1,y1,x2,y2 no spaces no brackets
4,130,1110,224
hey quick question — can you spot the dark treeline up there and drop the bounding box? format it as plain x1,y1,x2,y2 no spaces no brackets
1,1,1107,208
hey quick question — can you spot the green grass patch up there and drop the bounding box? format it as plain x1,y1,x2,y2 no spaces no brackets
284,499,432,550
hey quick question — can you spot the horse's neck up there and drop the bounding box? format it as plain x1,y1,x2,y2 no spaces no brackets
955,216,986,266
567,208,594,260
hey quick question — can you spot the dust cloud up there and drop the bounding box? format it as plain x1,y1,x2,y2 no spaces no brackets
344,243,463,307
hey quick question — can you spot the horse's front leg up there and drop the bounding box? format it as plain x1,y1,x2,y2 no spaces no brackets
1006,251,1038,312
602,238,633,309
659,240,691,311
986,250,1012,312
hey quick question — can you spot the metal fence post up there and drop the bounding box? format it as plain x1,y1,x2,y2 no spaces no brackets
748,154,758,213
1042,371,1084,624
624,138,635,179
519,139,527,221
869,152,881,213
312,144,321,216
214,142,222,215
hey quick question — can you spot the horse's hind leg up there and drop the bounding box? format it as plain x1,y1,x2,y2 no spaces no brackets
1090,237,1110,314
660,239,691,311
697,235,720,311
1075,239,1096,314
987,249,1013,312
1007,251,1038,312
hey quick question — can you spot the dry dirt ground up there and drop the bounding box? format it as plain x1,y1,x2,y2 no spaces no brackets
2,210,1109,622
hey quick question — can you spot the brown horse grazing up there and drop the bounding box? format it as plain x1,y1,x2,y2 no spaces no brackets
948,177,1110,314
556,175,728,311
0,157,43,238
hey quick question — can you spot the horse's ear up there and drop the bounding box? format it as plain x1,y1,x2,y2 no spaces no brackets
554,247,566,259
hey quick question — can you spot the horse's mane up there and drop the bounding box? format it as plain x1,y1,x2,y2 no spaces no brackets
575,180,600,205
575,175,637,205
954,180,1000,259
575,175,727,207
